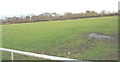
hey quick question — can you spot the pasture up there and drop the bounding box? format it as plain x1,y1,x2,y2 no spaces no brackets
2,16,118,60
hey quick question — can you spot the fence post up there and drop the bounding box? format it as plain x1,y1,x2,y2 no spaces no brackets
11,52,14,62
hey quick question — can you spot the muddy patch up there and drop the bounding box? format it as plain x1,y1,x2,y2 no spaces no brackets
88,33,115,40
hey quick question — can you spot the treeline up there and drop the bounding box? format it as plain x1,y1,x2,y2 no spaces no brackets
0,10,119,24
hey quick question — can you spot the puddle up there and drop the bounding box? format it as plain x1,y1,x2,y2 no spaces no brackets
88,33,114,39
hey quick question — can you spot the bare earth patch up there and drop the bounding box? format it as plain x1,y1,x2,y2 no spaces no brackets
88,33,115,39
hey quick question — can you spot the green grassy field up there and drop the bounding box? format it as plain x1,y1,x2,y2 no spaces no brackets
2,16,118,60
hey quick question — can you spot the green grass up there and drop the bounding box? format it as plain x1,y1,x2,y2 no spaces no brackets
2,16,118,60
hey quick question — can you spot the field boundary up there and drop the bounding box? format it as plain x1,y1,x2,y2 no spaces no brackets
0,48,77,60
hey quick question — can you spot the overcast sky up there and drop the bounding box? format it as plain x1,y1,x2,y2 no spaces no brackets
0,0,119,18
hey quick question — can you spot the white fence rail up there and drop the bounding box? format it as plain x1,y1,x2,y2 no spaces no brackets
0,48,77,60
